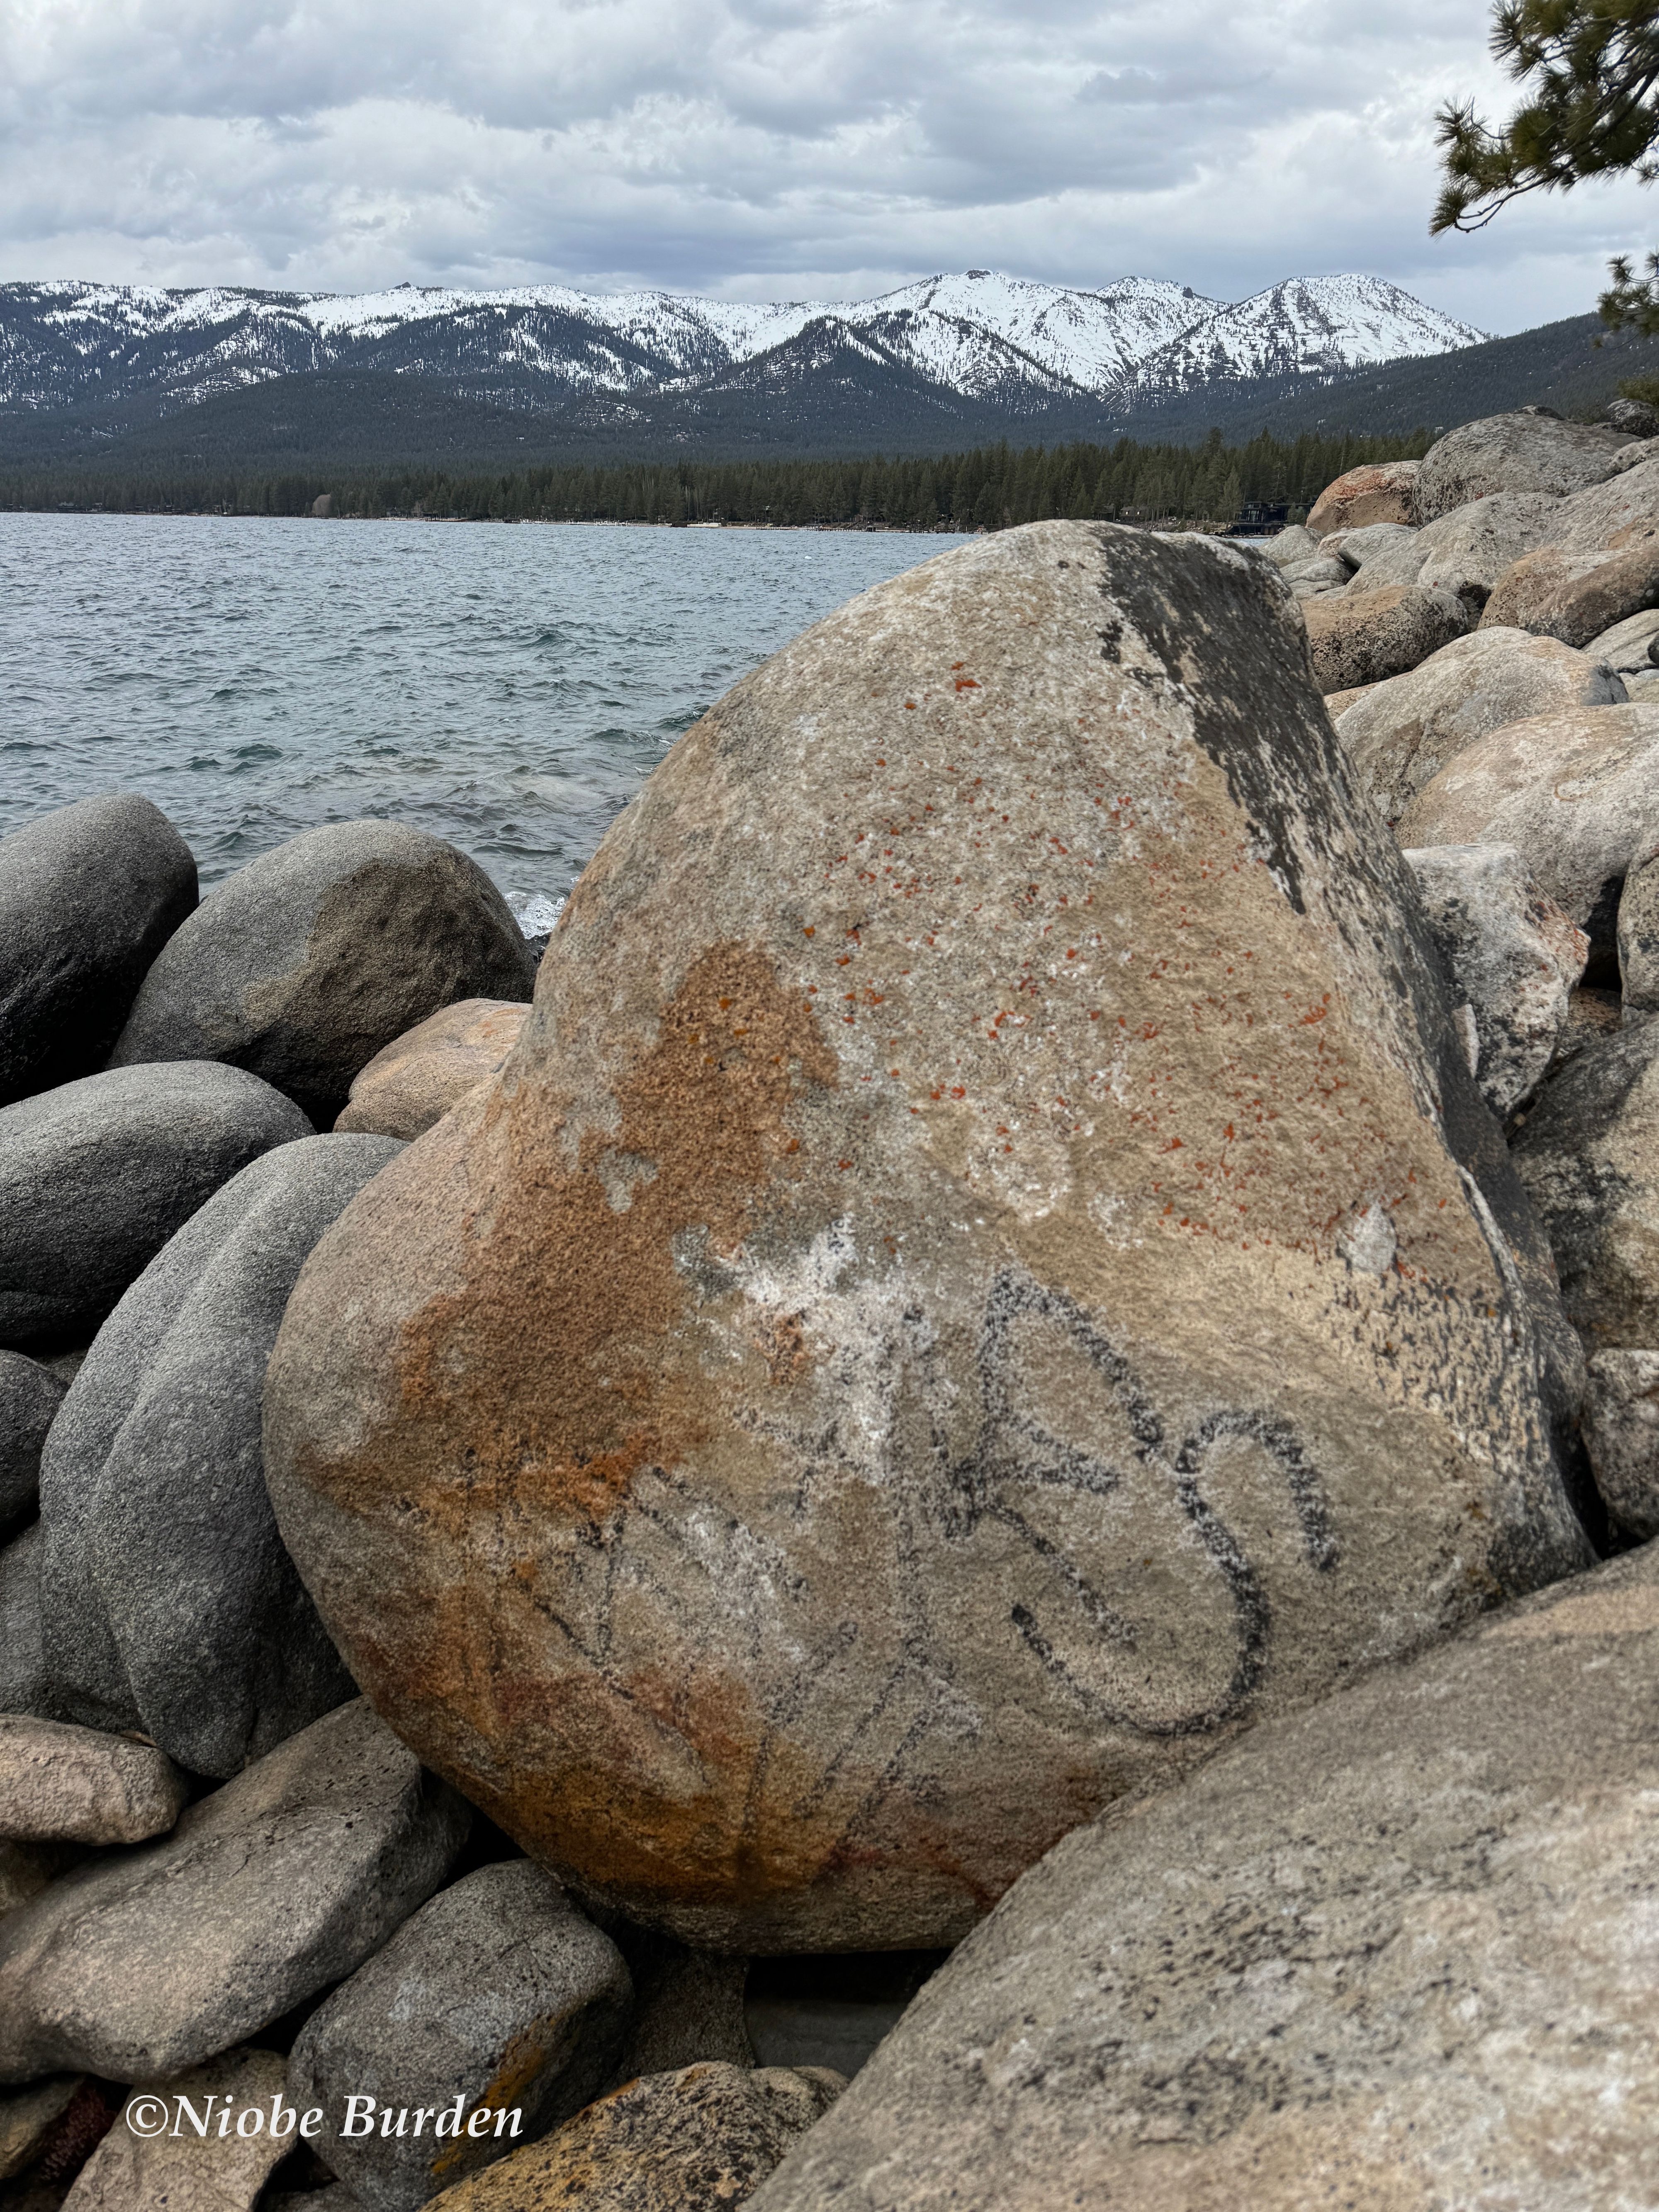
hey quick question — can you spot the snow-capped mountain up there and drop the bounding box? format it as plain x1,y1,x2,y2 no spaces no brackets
1129,276,1488,397
0,270,1485,426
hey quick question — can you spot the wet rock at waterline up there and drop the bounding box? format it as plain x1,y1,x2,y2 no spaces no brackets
109,820,537,1124
1401,845,1586,1121
289,1862,633,2212
1332,628,1624,825
335,998,531,1141
265,522,1591,1953
1301,583,1469,694
0,795,197,1110
1581,1349,1659,1540
39,1134,399,1775
0,1700,470,2084
428,2064,844,2212
0,1062,312,1349
0,1352,66,1534
1512,1018,1659,1352
0,1716,187,1847
1411,409,1631,521
748,1545,1659,2212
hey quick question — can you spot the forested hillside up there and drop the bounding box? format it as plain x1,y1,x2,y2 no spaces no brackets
0,425,1434,530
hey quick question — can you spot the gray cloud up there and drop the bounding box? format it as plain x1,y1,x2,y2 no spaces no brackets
1,0,1654,331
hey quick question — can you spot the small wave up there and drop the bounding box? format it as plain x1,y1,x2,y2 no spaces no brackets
512,890,567,937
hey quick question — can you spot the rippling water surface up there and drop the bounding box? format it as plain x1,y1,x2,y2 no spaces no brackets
0,515,970,928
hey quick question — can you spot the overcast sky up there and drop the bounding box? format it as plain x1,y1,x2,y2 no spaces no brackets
3,0,1655,331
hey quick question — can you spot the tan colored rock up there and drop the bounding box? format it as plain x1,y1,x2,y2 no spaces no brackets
1305,460,1418,538
1411,409,1630,522
1333,627,1625,823
1511,1015,1659,1351
0,2076,81,2182
426,2064,843,2212
1557,453,1659,551
335,999,530,1141
265,522,1589,1954
748,1545,1659,2212
1481,539,1659,648
0,1840,63,1920
1412,490,1565,605
1582,603,1659,673
1301,582,1469,693
0,1716,187,1846
1322,681,1374,720
1618,851,1659,1007
63,2049,289,2211
1394,703,1659,948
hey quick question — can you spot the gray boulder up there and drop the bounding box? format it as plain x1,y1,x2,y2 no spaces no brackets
1411,408,1631,522
109,821,537,1123
0,1524,49,1718
0,796,197,1110
1582,603,1659,674
1606,395,1659,438
1395,702,1659,969
0,1716,187,1846
748,1545,1659,2212
1618,851,1659,1009
0,1353,65,1533
0,2074,82,2183
0,1699,470,2084
39,1133,398,1774
1411,489,1567,606
1557,453,1659,551
1321,521,1417,574
613,1945,754,2084
1511,1017,1659,1352
1345,531,1433,596
1401,844,1586,1119
289,1861,634,2210
1481,538,1659,649
1333,627,1624,824
0,1062,311,1349
1301,582,1470,692
1581,1348,1659,1540
1258,525,1321,569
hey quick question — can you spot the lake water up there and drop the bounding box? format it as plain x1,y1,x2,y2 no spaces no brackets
0,516,971,930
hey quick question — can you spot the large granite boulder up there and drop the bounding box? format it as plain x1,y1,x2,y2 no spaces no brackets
265,522,1590,1955
0,1062,311,1349
0,1353,65,1534
1306,460,1418,538
1411,408,1630,522
1480,539,1659,648
1582,603,1659,674
1511,1018,1659,1351
39,1133,397,1774
1394,702,1659,969
289,1862,633,2211
0,796,197,1109
335,999,530,1140
1581,1348,1659,1540
1557,452,1659,550
1301,582,1469,692
428,2064,844,2212
748,1545,1659,2212
109,822,537,1124
1410,490,1567,606
0,1716,187,1847
1332,627,1624,824
1401,844,1586,1120
0,1700,470,2084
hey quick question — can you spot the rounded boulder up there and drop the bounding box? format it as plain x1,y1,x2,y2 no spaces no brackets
1411,409,1631,523
265,521,1591,1954
1301,583,1469,694
110,820,538,1123
0,1062,312,1349
1305,459,1418,538
335,998,530,1141
39,1132,401,1775
0,795,197,1108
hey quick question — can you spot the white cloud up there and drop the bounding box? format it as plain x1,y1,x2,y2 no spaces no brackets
0,0,1655,331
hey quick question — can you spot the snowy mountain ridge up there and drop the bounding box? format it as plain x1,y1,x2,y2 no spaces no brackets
0,270,1485,422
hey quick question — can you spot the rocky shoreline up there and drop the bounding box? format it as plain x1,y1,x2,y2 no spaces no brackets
2,402,1659,2207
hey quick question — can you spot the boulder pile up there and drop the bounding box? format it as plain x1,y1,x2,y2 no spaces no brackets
4,433,1659,2205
